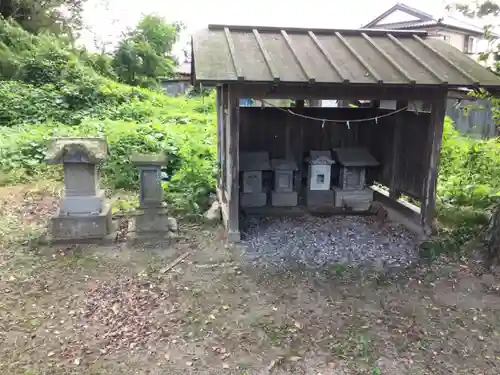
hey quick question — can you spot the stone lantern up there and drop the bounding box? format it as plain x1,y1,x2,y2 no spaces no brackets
306,150,335,209
46,137,112,241
332,147,379,211
271,158,298,207
240,151,271,207
130,153,177,236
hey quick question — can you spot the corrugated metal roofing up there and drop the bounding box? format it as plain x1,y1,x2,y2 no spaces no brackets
192,25,500,89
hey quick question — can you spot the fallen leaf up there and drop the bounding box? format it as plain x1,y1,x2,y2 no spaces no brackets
47,352,55,357
186,361,193,367
73,358,81,366
293,320,303,330
222,363,229,369
289,356,301,362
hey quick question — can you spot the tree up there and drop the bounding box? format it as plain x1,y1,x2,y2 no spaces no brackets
112,14,184,88
450,0,500,264
0,0,87,37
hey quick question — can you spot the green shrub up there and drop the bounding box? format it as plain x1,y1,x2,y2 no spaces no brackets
422,117,500,259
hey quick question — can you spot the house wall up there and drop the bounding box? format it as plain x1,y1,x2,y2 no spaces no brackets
239,107,431,200
161,80,192,96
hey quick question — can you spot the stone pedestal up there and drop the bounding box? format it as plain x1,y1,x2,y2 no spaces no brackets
130,154,177,238
333,187,374,211
46,138,113,242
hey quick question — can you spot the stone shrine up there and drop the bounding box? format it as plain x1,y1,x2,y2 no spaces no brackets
271,158,298,207
240,151,271,207
46,137,112,241
130,153,177,236
332,147,379,211
306,150,335,210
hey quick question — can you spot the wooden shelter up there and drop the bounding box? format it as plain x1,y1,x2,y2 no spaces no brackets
191,24,500,242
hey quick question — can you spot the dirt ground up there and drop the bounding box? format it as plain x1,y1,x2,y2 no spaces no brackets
1,183,500,375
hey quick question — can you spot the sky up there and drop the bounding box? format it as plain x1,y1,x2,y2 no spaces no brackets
79,0,467,58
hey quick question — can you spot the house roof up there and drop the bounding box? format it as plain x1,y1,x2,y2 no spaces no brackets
191,24,500,90
363,3,485,36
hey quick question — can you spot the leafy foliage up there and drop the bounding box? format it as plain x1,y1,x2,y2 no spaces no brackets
421,118,500,259
111,15,184,88
0,0,87,37
0,17,215,215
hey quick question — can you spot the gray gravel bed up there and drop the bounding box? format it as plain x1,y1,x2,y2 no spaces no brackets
240,215,419,271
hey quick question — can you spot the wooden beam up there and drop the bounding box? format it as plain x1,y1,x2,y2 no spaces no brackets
221,85,229,196
216,86,222,190
420,94,447,236
412,35,479,85
230,83,443,101
226,85,240,243
361,33,416,84
308,31,348,83
335,31,382,83
389,100,407,199
281,30,315,84
387,34,447,84
253,29,280,83
224,27,245,81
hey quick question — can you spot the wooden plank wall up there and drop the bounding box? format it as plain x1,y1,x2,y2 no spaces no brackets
239,107,430,199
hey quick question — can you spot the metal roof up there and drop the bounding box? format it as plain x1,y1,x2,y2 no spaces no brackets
192,25,500,89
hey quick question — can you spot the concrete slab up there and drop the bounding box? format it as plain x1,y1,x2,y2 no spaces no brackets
51,204,113,241
271,191,298,207
333,187,373,211
240,192,267,207
306,189,334,210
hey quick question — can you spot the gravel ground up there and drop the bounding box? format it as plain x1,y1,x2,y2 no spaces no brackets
240,215,419,271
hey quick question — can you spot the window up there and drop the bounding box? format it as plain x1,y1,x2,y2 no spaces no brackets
465,36,477,54
442,35,451,43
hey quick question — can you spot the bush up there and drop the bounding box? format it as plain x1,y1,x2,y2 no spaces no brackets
422,117,500,259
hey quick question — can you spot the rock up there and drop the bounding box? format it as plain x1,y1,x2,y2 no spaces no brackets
481,273,496,288
167,217,178,232
204,200,221,222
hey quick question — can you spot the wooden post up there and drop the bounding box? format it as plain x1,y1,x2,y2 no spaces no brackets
421,95,446,236
389,100,406,199
216,86,222,190
226,85,240,242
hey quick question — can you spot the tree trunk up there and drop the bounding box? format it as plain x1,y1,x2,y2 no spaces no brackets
486,203,500,265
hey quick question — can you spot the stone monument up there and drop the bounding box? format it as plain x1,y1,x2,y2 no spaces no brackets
46,137,112,241
332,147,379,211
240,151,271,207
271,158,298,207
306,150,335,210
130,153,177,238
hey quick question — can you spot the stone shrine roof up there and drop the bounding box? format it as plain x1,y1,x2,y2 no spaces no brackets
45,138,108,164
271,158,298,170
130,153,168,166
240,151,271,171
308,150,335,165
332,147,379,167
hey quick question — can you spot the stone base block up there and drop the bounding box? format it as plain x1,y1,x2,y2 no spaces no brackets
134,208,177,234
240,192,267,208
271,191,298,207
60,189,105,215
51,204,112,241
306,189,334,210
333,187,373,211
